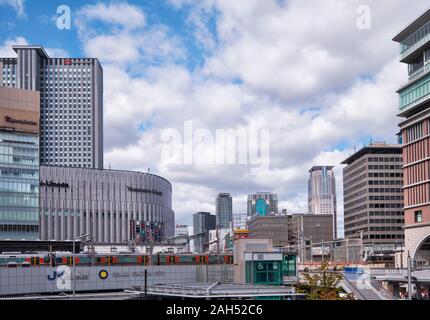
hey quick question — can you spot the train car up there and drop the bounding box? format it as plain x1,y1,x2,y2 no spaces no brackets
0,252,234,268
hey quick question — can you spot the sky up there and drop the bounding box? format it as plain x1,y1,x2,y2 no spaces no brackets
1,0,429,237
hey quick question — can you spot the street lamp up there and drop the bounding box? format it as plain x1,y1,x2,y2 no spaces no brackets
72,233,91,300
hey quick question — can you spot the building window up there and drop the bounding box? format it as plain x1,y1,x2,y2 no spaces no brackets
415,210,423,223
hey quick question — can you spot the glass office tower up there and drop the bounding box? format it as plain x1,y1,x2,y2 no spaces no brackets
216,193,233,229
0,86,40,240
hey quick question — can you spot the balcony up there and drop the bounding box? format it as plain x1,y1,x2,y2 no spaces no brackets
397,63,430,92
400,32,430,63
409,62,430,82
399,73,430,116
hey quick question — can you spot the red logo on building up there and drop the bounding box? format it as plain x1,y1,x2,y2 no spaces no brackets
64,59,72,65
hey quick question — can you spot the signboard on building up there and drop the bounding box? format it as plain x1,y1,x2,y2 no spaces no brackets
311,246,330,256
256,199,268,216
175,224,189,237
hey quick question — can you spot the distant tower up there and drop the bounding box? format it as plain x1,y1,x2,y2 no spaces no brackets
308,166,337,238
216,193,233,229
247,192,278,217
193,212,216,253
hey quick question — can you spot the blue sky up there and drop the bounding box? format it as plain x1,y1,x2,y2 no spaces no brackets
1,0,429,236
0,0,212,69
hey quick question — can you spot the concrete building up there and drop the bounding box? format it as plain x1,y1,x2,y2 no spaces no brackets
0,86,40,240
193,212,216,253
174,224,190,252
247,214,333,247
308,166,337,238
1,45,103,169
341,143,404,245
393,9,430,267
208,228,231,253
247,192,278,217
39,166,174,243
215,193,232,229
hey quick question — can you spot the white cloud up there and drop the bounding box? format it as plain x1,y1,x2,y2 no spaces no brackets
77,2,145,30
76,2,185,66
76,0,427,230
0,0,25,18
0,36,27,56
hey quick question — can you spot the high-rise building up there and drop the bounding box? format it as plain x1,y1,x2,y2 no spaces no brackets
247,192,278,217
341,143,404,245
215,193,232,229
193,212,216,253
393,9,430,267
1,45,103,169
308,166,337,238
0,86,40,240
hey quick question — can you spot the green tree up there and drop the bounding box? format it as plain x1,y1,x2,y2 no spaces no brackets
296,261,354,300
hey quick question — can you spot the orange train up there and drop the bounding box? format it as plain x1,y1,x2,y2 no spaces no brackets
0,252,234,268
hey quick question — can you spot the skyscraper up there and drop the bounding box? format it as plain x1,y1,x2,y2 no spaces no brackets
308,166,337,238
393,9,430,267
342,143,404,245
247,192,278,217
216,193,233,229
1,45,103,169
0,86,40,240
193,212,216,253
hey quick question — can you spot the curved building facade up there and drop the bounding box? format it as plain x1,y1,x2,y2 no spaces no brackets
39,166,174,243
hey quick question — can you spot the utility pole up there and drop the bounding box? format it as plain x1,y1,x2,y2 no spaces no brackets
346,239,349,264
72,233,91,300
407,251,412,300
